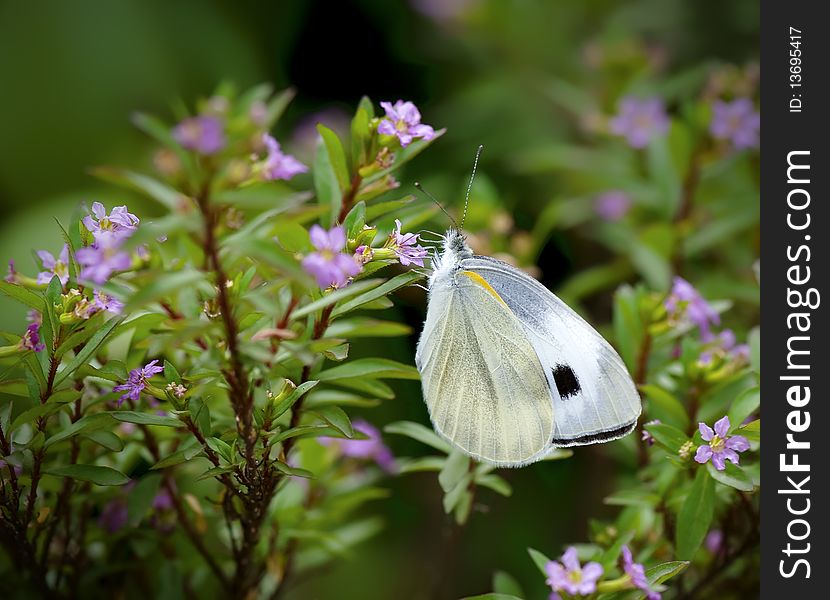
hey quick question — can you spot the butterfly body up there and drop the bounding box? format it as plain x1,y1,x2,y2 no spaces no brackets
415,229,641,467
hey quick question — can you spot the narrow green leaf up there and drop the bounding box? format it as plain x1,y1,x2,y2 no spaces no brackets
439,450,470,493
314,136,342,227
331,270,424,317
707,462,755,492
317,125,351,192
290,279,383,321
127,473,163,524
476,473,512,497
164,360,182,384
312,405,353,437
111,411,182,428
0,281,44,311
54,316,124,387
273,380,319,419
343,201,366,239
641,384,690,431
676,467,715,559
45,413,114,449
645,422,688,453
317,358,419,381
274,461,315,479
727,387,760,432
528,547,553,576
91,167,182,210
646,561,690,585
124,270,207,311
44,464,130,486
384,421,452,454
84,430,125,452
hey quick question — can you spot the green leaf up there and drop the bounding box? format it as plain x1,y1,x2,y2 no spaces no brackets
676,467,715,559
364,196,416,221
462,595,523,600
364,128,446,183
737,419,760,442
264,87,296,128
314,134,343,227
641,384,689,431
84,430,125,452
205,437,233,463
150,442,203,470
727,387,759,432
272,380,319,419
10,402,62,432
604,489,660,507
45,413,114,449
273,221,312,253
196,466,236,481
274,461,315,479
385,421,452,453
645,422,688,453
318,124,351,192
189,396,212,436
0,281,45,311
476,474,512,497
318,358,419,382
291,279,384,321
311,405,353,437
273,425,344,444
54,316,124,387
646,560,690,585
44,464,130,486
396,456,446,473
111,411,182,428
439,450,470,492
326,318,412,338
164,360,182,385
492,571,524,598
331,270,424,317
343,201,366,239
91,167,181,211
124,270,208,311
528,547,553,576
47,388,83,405
350,107,371,168
707,461,755,492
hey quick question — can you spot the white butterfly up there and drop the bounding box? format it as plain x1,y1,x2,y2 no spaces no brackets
414,151,640,468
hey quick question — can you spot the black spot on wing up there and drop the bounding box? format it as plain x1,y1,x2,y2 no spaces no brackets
551,364,580,399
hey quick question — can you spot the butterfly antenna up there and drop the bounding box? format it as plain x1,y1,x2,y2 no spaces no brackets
461,144,484,232
414,181,458,230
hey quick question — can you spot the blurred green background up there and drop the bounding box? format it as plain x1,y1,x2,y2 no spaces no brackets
0,1,758,597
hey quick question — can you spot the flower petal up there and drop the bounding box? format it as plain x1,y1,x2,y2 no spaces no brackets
694,445,713,464
560,547,580,572
711,451,726,471
698,422,714,441
714,415,731,437
726,435,750,452
36,250,56,269
308,225,329,250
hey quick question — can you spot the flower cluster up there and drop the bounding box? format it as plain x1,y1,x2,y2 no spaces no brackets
610,96,669,148
256,133,307,181
302,220,429,289
75,202,141,285
710,98,760,150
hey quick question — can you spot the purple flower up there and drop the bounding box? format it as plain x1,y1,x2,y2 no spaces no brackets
83,202,139,242
545,547,603,596
378,100,435,147
260,133,308,181
93,290,124,314
710,99,760,149
173,115,226,155
76,231,132,285
391,219,429,267
98,498,129,534
621,545,660,600
36,244,70,286
610,96,669,148
320,419,396,473
665,277,720,340
152,488,174,511
694,416,750,471
113,360,164,405
699,329,750,365
301,225,362,289
705,529,725,555
594,191,632,221
20,323,45,352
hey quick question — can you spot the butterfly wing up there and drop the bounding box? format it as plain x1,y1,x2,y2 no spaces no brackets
462,256,641,447
416,270,554,466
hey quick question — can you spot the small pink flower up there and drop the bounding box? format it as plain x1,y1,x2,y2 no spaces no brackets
173,115,226,155
610,96,669,148
301,225,362,289
36,245,70,286
545,547,603,596
694,416,750,471
378,100,435,147
320,419,396,472
391,219,428,267
260,134,308,181
83,202,139,242
20,323,45,352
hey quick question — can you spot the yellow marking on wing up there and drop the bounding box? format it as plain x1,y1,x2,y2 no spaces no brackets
461,271,508,306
